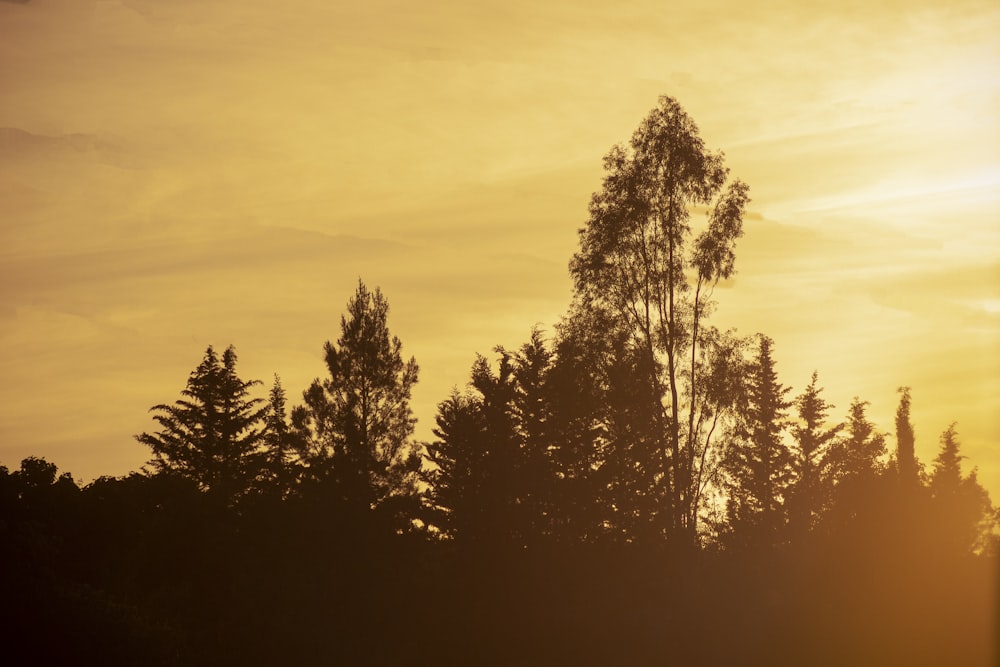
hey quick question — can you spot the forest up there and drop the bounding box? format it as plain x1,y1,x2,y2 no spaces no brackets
2,97,996,666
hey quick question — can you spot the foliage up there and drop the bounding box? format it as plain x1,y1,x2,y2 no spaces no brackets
786,372,842,533
928,424,996,553
569,95,750,544
893,386,920,486
721,335,792,548
292,280,421,517
423,390,489,541
136,345,268,504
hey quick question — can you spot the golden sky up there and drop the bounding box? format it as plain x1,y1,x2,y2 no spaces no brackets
1,0,998,494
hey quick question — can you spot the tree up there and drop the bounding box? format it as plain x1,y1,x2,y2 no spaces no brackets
511,329,557,543
136,345,268,503
546,305,624,544
259,375,303,497
423,391,489,542
424,329,601,547
827,397,886,485
292,281,421,515
929,423,963,493
787,372,842,534
928,423,995,554
551,303,671,543
893,386,919,487
817,397,896,561
721,335,792,549
464,348,528,547
569,95,750,545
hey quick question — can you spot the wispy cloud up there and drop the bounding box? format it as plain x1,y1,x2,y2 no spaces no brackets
1,0,997,489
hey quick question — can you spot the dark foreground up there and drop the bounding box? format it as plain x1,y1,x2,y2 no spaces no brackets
2,473,995,667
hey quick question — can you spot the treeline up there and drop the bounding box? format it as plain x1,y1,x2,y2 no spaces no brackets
2,96,996,666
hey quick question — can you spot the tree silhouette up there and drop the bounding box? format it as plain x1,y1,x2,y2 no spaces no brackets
569,95,750,545
466,348,525,547
6,94,1000,667
136,345,268,504
893,386,920,487
511,329,557,545
928,423,995,554
423,390,489,542
292,280,421,518
545,306,624,543
259,375,303,497
787,372,842,535
721,335,792,549
827,397,886,485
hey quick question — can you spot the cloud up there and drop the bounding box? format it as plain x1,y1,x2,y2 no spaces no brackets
1,0,997,495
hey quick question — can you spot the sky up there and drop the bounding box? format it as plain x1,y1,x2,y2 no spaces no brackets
1,0,998,495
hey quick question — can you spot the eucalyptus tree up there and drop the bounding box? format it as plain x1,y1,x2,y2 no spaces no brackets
569,95,750,544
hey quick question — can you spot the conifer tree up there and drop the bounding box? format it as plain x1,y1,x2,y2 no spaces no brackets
293,281,421,514
894,386,919,487
512,329,557,542
468,349,523,546
722,335,792,548
260,375,302,496
136,345,267,503
928,423,995,553
423,391,489,542
787,372,841,533
826,397,886,485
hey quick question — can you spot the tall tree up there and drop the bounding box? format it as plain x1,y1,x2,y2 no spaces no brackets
511,329,557,543
721,335,792,548
893,386,919,487
826,397,886,485
546,304,623,543
259,375,302,497
569,95,749,544
422,390,489,542
929,422,963,494
468,349,525,546
787,372,842,534
928,423,995,554
819,397,891,557
293,281,421,515
136,345,267,503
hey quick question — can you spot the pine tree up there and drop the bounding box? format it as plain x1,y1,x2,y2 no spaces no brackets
469,349,522,546
722,335,792,548
136,345,267,504
293,281,421,515
928,423,995,554
787,372,841,533
929,423,963,494
422,391,489,542
827,397,886,484
546,307,620,544
512,329,556,543
894,386,919,487
260,375,302,497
